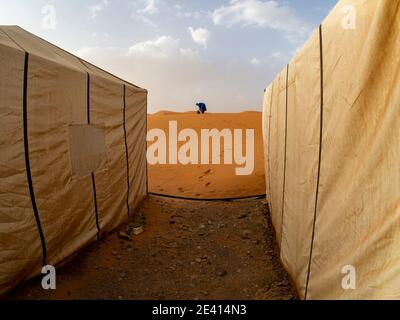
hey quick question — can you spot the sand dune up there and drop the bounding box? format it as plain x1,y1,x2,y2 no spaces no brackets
147,111,265,198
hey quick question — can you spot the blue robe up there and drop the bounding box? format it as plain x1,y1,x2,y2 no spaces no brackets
196,103,207,113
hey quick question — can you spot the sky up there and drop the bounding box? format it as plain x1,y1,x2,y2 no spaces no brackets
0,0,338,113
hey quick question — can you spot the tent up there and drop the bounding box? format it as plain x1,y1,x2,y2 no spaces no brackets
263,0,400,299
0,26,148,295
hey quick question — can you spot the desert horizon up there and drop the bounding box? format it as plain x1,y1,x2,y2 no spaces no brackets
148,110,263,115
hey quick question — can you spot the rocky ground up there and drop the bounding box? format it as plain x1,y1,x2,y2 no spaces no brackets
7,195,297,300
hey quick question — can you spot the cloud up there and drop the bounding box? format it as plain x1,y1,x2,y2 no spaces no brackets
75,46,120,60
246,51,289,67
178,11,202,19
250,58,260,66
271,51,283,58
138,0,159,15
173,4,182,11
179,47,199,59
77,36,199,62
174,4,203,19
212,0,309,38
188,27,210,48
136,15,157,27
89,0,109,19
128,36,180,59
131,0,160,27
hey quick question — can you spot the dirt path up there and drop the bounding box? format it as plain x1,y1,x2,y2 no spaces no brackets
7,196,297,300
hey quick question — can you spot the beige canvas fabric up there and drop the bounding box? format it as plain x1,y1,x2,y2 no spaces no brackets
0,26,147,295
268,68,288,247
263,0,400,299
279,28,322,298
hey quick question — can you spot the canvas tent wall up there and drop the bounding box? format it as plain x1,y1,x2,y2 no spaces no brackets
0,26,148,295
263,0,400,299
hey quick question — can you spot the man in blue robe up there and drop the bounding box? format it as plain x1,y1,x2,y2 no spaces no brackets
196,102,207,114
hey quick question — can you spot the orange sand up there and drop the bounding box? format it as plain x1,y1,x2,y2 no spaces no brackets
147,111,265,198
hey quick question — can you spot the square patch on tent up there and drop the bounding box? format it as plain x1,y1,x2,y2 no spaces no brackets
68,124,108,176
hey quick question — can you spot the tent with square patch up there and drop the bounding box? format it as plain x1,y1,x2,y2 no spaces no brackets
0,26,148,295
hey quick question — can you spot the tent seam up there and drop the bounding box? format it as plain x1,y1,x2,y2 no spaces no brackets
87,73,102,239
305,24,324,300
123,85,131,217
23,52,48,266
145,93,149,195
279,64,290,248
267,83,274,214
